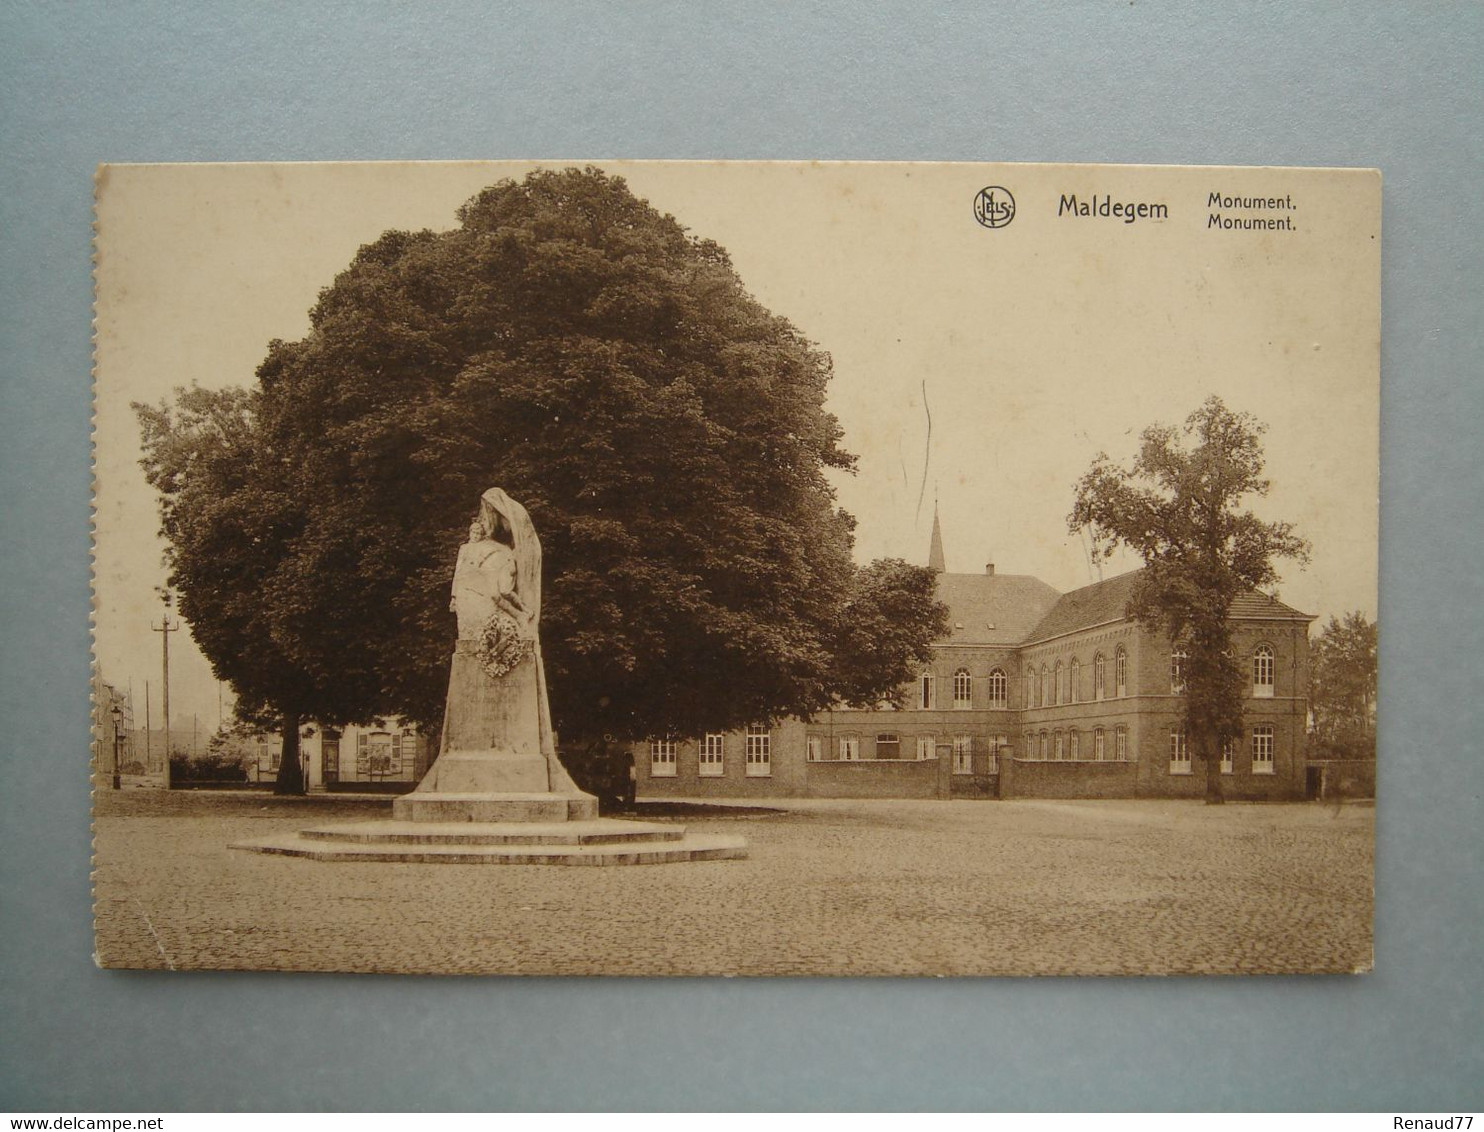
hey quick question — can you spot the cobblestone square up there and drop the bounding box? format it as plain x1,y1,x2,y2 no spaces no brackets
92,789,1373,976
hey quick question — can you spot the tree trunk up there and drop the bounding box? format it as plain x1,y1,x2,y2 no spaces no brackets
274,710,305,795
1202,729,1224,805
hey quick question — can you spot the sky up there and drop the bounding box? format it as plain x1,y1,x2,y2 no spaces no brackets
93,161,1380,728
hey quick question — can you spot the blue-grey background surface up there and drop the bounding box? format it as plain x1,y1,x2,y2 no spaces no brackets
2,0,1480,1112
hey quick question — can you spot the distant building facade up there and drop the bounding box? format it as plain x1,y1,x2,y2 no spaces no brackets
251,720,428,792
633,523,1314,802
91,670,137,781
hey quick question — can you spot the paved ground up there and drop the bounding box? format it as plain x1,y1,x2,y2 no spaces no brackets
92,788,1373,976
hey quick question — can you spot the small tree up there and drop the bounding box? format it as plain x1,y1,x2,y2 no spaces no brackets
136,385,352,794
1070,396,1309,802
1310,611,1377,760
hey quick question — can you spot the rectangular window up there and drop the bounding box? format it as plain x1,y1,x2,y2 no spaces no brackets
988,735,1005,774
916,735,936,761
1094,730,1106,762
952,734,974,775
1252,725,1275,774
875,732,901,760
919,674,933,710
649,737,677,777
699,733,725,777
806,734,824,762
1220,737,1234,775
1169,728,1190,774
1171,651,1187,695
838,734,860,761
1115,728,1128,762
745,726,771,777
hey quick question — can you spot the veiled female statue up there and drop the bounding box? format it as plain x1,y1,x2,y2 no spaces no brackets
409,487,583,798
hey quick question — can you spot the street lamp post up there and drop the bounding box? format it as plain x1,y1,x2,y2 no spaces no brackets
109,704,123,790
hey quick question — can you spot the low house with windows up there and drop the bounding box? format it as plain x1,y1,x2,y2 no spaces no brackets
632,518,1314,802
250,720,428,792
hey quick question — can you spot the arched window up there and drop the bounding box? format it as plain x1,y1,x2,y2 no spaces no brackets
1040,665,1050,708
1253,645,1275,698
1024,669,1035,709
1069,730,1080,760
1039,731,1049,760
1093,652,1106,700
1115,647,1128,697
1053,661,1063,706
1069,658,1081,703
953,668,972,708
1093,728,1106,761
919,672,933,710
1170,648,1188,694
1053,731,1065,760
987,668,1008,708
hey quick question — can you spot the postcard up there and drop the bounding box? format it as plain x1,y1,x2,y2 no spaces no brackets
92,161,1378,974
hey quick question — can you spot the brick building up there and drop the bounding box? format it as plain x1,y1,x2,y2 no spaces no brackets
634,517,1314,802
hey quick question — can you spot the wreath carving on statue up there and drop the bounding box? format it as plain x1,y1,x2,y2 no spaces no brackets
473,606,534,679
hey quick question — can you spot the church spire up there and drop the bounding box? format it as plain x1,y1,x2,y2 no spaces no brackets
928,501,946,574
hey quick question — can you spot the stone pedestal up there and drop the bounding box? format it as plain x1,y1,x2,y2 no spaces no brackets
390,646,600,823
232,817,745,866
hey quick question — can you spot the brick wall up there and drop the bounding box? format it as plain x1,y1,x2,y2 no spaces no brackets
805,758,942,799
1307,759,1376,800
1004,757,1140,798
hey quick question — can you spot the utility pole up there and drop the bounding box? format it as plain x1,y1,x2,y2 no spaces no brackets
144,681,151,775
152,596,179,789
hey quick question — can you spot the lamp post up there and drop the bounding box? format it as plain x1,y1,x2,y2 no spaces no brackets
109,704,123,790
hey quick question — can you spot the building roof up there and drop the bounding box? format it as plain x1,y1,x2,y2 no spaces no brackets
1021,568,1315,646
1022,571,1143,646
934,572,1063,646
1229,590,1315,621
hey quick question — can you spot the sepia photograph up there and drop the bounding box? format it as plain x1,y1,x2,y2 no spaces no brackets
91,160,1379,976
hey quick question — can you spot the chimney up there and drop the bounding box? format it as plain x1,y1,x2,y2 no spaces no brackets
985,562,996,576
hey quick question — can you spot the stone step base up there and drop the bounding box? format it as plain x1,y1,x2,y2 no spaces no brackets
391,791,599,823
298,818,684,846
230,828,747,866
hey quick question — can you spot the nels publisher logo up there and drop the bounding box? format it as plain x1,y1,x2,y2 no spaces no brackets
973,186,1016,229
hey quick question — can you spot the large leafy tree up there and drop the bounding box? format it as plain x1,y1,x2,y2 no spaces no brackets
1309,611,1377,760
1069,396,1310,802
140,167,946,784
